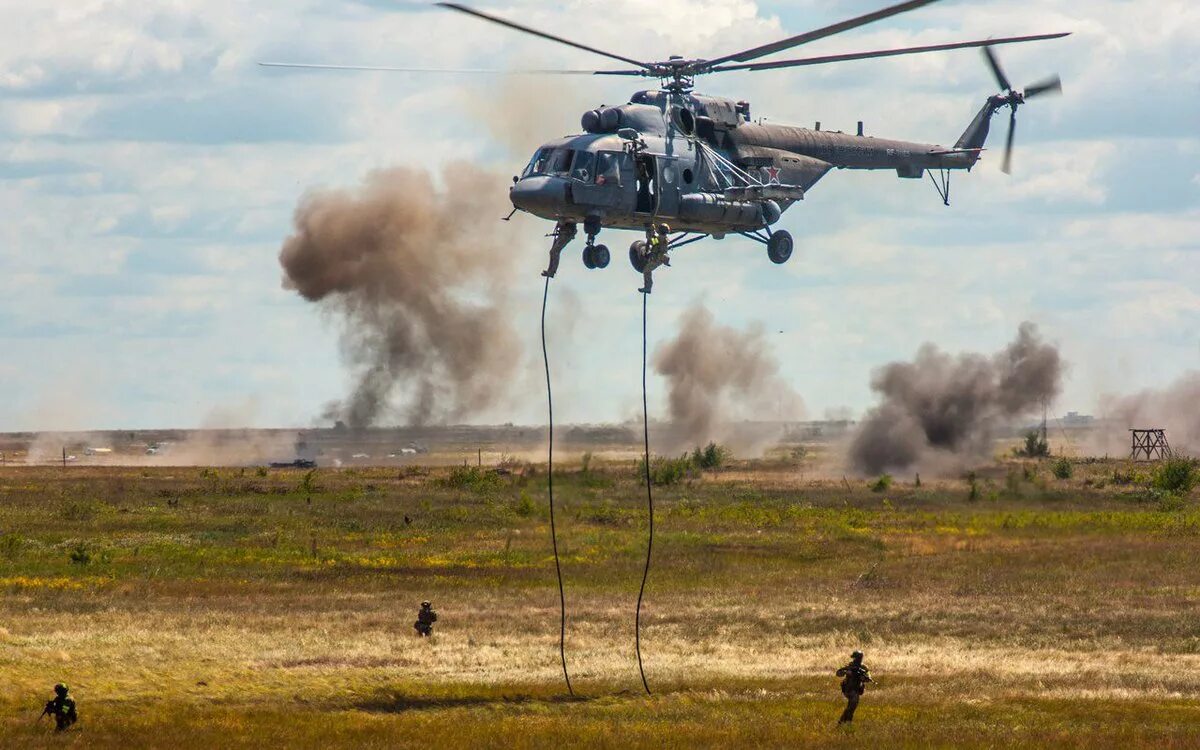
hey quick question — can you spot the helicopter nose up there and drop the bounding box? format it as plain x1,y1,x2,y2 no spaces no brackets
510,176,566,216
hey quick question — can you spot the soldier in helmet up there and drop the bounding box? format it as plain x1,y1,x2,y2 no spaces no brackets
638,223,672,294
836,650,872,723
41,683,78,731
414,600,438,637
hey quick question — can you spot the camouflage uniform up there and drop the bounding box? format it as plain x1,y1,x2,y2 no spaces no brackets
639,225,671,294
43,684,77,731
414,601,438,637
836,652,872,723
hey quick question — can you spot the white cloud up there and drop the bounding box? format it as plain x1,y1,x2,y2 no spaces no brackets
0,0,1197,427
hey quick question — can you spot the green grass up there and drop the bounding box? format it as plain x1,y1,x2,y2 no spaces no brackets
0,460,1198,747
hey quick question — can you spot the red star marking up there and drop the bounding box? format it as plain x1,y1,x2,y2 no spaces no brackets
764,166,781,184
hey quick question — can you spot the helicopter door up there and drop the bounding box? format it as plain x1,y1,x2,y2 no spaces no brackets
634,153,658,214
655,158,680,218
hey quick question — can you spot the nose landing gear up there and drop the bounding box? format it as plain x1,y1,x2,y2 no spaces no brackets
581,215,609,270
583,244,610,269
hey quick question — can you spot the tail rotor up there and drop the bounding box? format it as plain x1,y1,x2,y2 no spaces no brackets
981,45,1062,174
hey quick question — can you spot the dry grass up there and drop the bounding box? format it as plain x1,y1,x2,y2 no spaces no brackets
1,458,1198,747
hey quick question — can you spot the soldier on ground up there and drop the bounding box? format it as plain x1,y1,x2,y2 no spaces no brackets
414,600,438,637
836,650,872,723
41,683,78,731
638,223,672,294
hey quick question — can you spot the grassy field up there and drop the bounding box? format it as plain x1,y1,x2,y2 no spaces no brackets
1,455,1199,747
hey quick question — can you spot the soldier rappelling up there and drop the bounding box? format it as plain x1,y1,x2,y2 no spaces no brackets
637,223,672,294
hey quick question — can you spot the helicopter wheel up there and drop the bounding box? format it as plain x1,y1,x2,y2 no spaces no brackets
591,244,610,269
629,241,648,273
583,246,596,269
767,230,794,264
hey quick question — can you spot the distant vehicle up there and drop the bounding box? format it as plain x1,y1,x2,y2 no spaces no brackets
401,448,418,455
84,447,113,457
269,459,317,469
146,447,159,455
351,453,370,460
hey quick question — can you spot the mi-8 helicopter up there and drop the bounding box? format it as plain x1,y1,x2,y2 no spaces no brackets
263,1,1068,287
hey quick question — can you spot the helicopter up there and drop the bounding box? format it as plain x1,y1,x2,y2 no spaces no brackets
262,1,1068,285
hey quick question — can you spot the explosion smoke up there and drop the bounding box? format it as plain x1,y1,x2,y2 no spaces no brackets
652,304,804,451
850,322,1063,474
279,165,520,428
1098,371,1200,455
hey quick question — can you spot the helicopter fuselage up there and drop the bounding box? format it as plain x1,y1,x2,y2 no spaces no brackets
509,89,986,239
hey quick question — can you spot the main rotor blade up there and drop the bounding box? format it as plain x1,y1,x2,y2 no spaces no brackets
709,32,1070,73
703,0,942,69
982,44,1012,91
1024,75,1063,98
258,62,643,75
436,3,650,70
1001,108,1016,175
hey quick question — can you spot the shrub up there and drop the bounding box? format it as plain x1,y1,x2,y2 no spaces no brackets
513,492,537,517
68,544,91,566
691,442,730,470
0,534,24,561
1017,430,1050,458
579,451,593,474
1005,469,1022,497
966,471,980,502
870,475,893,493
1051,458,1073,480
443,466,503,492
1152,456,1198,496
638,455,693,486
300,469,318,494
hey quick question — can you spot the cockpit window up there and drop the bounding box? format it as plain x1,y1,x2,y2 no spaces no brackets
524,148,609,180
570,151,594,182
595,151,625,186
522,147,554,178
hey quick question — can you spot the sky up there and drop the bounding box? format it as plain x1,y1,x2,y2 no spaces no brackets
0,0,1197,431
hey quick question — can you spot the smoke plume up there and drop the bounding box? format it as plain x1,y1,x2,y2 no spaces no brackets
1097,372,1200,455
850,322,1063,474
279,164,521,428
652,304,804,452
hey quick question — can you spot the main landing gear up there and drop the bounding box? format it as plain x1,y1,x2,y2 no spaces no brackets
738,227,795,265
767,230,794,264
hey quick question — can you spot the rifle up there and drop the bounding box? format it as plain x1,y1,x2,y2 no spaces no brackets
37,705,51,723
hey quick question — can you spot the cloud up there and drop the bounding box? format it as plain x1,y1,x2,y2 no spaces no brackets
0,0,1197,431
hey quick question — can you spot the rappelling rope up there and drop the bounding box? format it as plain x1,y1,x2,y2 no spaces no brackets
635,289,654,696
541,274,573,697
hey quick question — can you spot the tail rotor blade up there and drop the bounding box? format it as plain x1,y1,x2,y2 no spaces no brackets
982,44,1012,91
1024,74,1062,99
1002,109,1017,175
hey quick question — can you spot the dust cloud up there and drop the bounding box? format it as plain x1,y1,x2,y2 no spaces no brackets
849,322,1064,475
1095,372,1200,455
652,304,804,453
279,164,521,428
